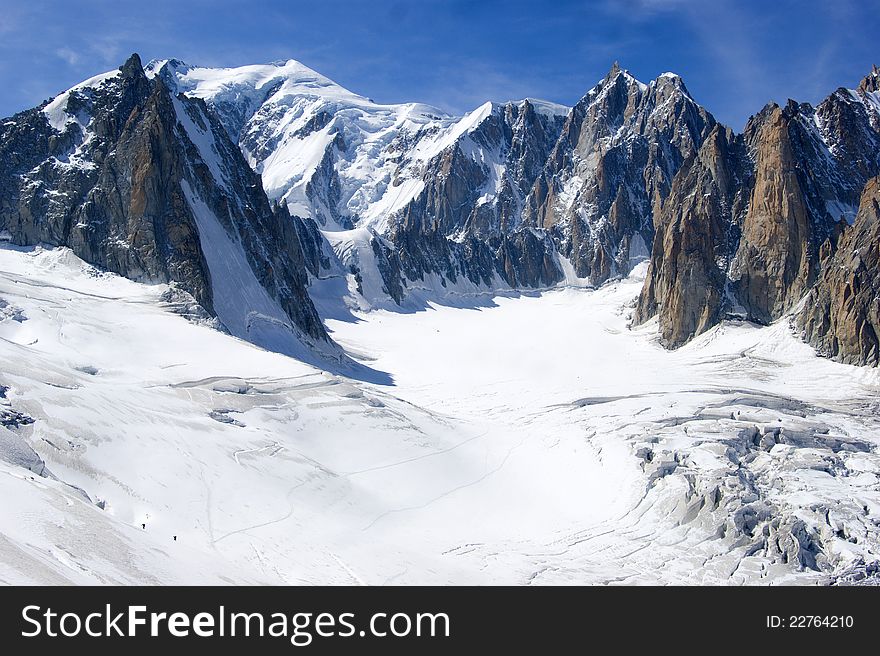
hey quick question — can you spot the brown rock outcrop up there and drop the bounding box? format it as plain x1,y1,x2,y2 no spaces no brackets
638,66,880,355
730,103,822,325
797,176,880,366
634,125,749,346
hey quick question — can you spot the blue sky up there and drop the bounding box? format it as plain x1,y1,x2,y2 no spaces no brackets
1,0,878,129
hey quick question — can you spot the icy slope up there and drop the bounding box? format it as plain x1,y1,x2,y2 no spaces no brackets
2,245,617,584
148,58,457,229
0,460,270,585
1,246,879,584
150,59,569,233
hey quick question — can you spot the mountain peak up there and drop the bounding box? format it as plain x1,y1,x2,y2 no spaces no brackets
274,58,307,68
656,71,683,85
653,71,692,98
859,64,880,94
120,53,145,81
602,61,643,86
589,61,647,101
145,58,190,75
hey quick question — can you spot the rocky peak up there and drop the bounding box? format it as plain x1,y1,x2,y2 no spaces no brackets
603,61,644,90
859,64,880,94
120,52,146,81
654,71,688,90
0,53,332,357
578,62,648,131
743,102,779,143
856,65,880,133
783,98,811,118
521,63,715,285
638,67,880,357
634,123,749,346
798,175,880,365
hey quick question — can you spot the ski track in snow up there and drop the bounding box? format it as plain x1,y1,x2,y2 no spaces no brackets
1,246,879,585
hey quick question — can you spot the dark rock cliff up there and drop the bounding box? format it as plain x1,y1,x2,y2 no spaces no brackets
798,176,880,365
0,54,329,348
635,67,880,359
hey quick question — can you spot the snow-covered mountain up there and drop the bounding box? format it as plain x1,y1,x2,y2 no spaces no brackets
147,58,457,231
149,57,574,307
3,54,880,586
0,54,341,365
149,58,570,233
146,58,731,311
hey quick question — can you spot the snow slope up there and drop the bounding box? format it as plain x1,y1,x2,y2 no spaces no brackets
149,59,569,234
328,268,880,584
148,58,457,229
2,246,878,584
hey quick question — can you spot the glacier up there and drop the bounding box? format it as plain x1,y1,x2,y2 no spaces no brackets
1,246,878,584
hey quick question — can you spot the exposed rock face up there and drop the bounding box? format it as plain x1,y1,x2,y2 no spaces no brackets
730,91,880,324
290,211,332,279
0,54,329,351
636,67,880,353
730,103,823,324
523,65,717,284
797,176,880,365
858,65,880,131
377,99,568,294
401,100,566,239
635,125,750,346
369,235,405,303
0,55,186,284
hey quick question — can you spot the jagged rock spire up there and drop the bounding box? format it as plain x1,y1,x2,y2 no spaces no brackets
120,53,145,80
859,64,880,94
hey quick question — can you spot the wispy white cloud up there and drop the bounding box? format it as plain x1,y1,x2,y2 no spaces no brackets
55,47,81,66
